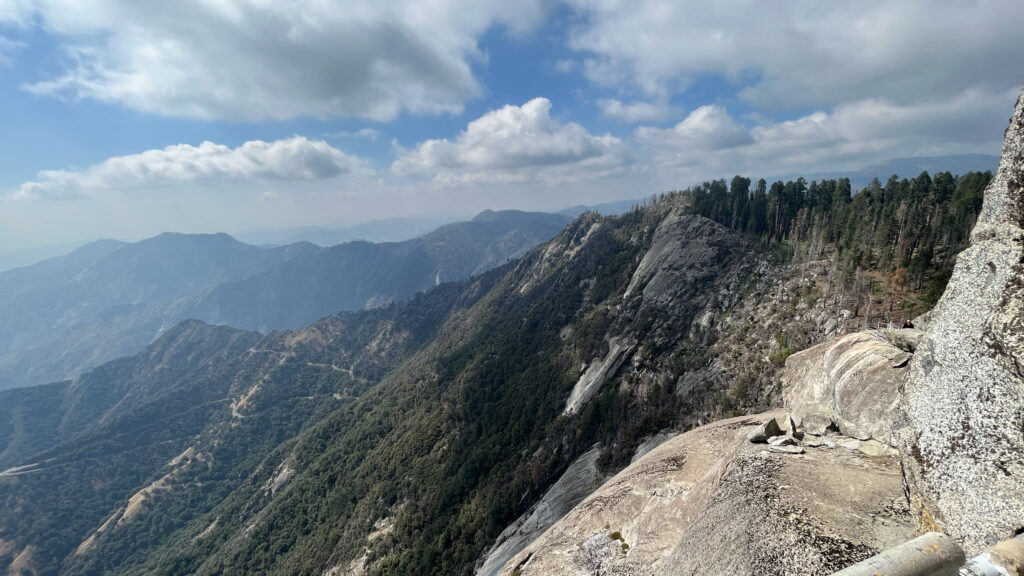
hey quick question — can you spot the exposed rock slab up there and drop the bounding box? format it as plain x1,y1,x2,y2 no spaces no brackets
564,338,634,414
477,448,605,576
620,211,753,352
896,88,1024,554
630,432,678,464
501,412,914,576
622,210,725,304
784,330,921,445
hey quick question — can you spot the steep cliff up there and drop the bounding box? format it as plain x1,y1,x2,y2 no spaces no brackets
896,87,1024,554
500,412,914,576
502,87,1024,576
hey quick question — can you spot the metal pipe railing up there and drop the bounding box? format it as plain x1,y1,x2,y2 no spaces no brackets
831,532,1024,576
831,532,965,576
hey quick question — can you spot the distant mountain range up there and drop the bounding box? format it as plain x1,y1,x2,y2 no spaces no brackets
0,172,994,575
0,210,570,390
234,215,461,247
237,203,645,248
779,154,998,189
557,197,647,218
181,210,572,332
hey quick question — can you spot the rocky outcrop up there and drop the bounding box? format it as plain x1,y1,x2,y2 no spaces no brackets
896,88,1024,554
565,338,634,414
784,330,922,445
501,413,915,576
621,210,754,345
478,448,605,576
630,432,678,464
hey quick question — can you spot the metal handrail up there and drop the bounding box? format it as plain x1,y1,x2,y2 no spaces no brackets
831,532,964,576
831,532,1024,576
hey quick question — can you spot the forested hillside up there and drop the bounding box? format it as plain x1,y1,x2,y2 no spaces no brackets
0,211,568,391
0,171,985,576
687,170,991,320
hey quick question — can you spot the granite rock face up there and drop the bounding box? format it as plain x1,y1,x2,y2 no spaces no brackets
501,413,915,576
783,330,921,445
896,87,1024,554
564,338,634,415
477,448,605,576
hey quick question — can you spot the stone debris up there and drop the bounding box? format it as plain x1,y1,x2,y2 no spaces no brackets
747,431,768,444
768,435,796,447
763,417,783,438
803,435,835,449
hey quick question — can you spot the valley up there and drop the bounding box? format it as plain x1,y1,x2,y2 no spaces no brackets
0,211,569,391
3,4,1022,576
0,158,998,574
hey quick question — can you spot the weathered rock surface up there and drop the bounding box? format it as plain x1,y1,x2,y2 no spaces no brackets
783,330,921,445
501,413,915,576
565,338,634,414
630,432,678,464
620,210,755,355
623,211,732,305
477,448,605,576
896,88,1024,554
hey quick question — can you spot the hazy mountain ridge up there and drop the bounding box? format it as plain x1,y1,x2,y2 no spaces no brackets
0,192,943,575
236,216,461,247
0,270,499,574
0,233,317,391
0,167,988,574
0,211,570,390
782,153,998,190
182,210,571,332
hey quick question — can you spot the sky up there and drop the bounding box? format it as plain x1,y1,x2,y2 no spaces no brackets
0,0,1022,253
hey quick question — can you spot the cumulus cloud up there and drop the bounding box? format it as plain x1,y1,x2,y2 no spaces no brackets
9,0,545,121
393,97,629,185
566,0,1024,109
597,98,676,123
634,88,1015,182
13,137,368,200
635,105,751,151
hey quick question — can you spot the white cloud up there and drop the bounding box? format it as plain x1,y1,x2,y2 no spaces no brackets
566,0,1024,109
13,137,369,200
634,88,1016,183
634,105,750,150
10,0,546,121
597,98,676,123
554,59,577,73
0,35,24,65
393,97,630,185
325,128,381,142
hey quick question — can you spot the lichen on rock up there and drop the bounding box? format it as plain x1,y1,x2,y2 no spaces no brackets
895,85,1024,555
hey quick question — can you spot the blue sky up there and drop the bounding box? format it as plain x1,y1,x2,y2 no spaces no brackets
0,0,1021,253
